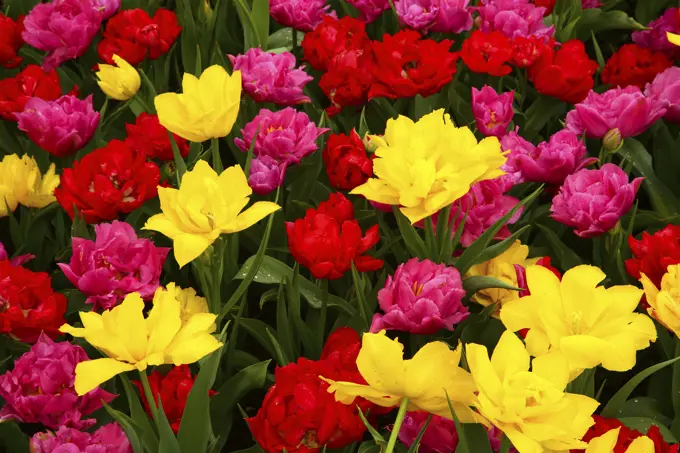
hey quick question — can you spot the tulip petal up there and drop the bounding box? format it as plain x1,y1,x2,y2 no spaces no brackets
466,342,503,407
640,273,660,308
321,377,400,408
74,358,136,396
356,332,406,396
144,213,182,239
502,426,544,453
145,290,182,363
625,435,655,453
667,32,680,47
226,201,281,234
559,334,611,370
585,428,619,453
531,350,569,390
491,329,530,381
172,232,219,268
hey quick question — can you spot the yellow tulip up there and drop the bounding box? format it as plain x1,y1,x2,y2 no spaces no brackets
466,331,599,453
96,54,141,101
500,265,657,379
667,32,680,47
585,428,654,453
60,285,222,395
350,109,507,224
154,65,242,142
167,282,211,325
465,240,538,313
641,264,680,338
0,154,59,217
143,161,280,268
322,331,483,423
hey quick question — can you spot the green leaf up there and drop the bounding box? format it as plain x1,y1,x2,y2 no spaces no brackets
156,399,182,453
536,224,583,270
251,0,270,50
178,0,199,75
522,96,566,140
619,139,680,218
0,422,29,453
463,276,521,296
590,31,606,70
472,225,531,266
635,0,674,25
234,255,355,315
600,355,680,418
574,9,646,41
459,424,493,453
357,441,381,453
240,318,289,365
234,0,262,50
406,414,432,453
393,207,429,259
177,327,227,453
619,417,677,443
102,402,145,453
357,409,386,444
119,375,159,452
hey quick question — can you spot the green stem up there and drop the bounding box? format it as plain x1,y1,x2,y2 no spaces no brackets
139,370,159,421
318,279,328,350
211,137,223,173
133,93,152,113
385,398,409,453
671,340,680,438
210,237,226,314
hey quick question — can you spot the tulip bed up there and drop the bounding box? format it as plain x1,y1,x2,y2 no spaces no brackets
2,0,680,452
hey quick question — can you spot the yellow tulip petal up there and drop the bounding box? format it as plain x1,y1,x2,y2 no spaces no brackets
165,331,222,365
667,32,680,46
145,290,182,362
322,377,400,407
502,426,544,453
559,335,611,370
143,213,182,239
525,265,562,302
74,358,136,396
172,232,219,268
531,351,569,390
491,329,530,381
626,436,655,453
640,273,660,308
226,201,281,234
107,293,148,362
404,341,466,403
356,332,406,396
499,297,534,332
466,342,503,407
585,428,620,453
155,93,209,142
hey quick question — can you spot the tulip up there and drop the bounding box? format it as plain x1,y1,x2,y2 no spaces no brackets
351,110,507,224
155,65,242,142
235,107,328,166
466,331,599,453
248,156,286,195
472,85,514,138
477,0,554,39
91,0,121,19
501,265,657,379
347,0,390,23
22,0,102,71
465,240,537,312
269,0,334,31
585,428,654,453
144,161,280,267
395,0,439,31
430,0,473,33
0,154,60,217
60,285,223,395
323,331,483,422
58,221,170,311
228,49,312,105
16,95,99,157
550,164,642,238
371,258,468,334
645,67,680,123
96,54,141,101
641,264,680,339
565,86,668,139
0,14,24,69
30,423,131,453
0,334,116,429
632,9,680,60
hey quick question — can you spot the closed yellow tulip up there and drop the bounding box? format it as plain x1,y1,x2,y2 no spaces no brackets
60,284,222,395
466,331,599,453
668,32,680,47
143,161,280,268
500,265,657,379
322,331,483,423
96,54,141,101
0,154,59,217
350,110,506,224
154,65,242,142
641,264,680,338
586,428,654,453
465,240,538,313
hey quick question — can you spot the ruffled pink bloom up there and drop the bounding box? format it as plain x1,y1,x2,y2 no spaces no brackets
399,412,516,453
91,0,121,19
477,0,554,39
16,95,99,158
645,66,680,124
0,241,34,266
248,156,287,195
396,0,472,32
551,163,642,238
499,128,533,186
0,334,116,430
229,49,313,106
22,0,103,71
348,0,390,23
370,258,468,334
235,107,329,166
430,0,473,33
30,423,132,453
58,221,169,311
505,129,596,185
472,85,514,137
632,8,680,61
269,0,335,31
565,86,668,138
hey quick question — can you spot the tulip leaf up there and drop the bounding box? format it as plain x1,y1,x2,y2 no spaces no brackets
177,325,228,453
102,402,145,453
234,255,356,315
536,224,583,270
357,408,386,444
619,418,677,443
522,96,566,141
471,225,531,267
462,276,522,296
600,355,680,418
119,375,159,453
393,207,429,260
574,9,646,41
277,280,297,360
234,0,262,50
459,424,493,453
0,422,29,453
618,139,680,218
156,399,182,453
635,0,674,25
251,0,270,50
406,414,432,453
357,441,382,453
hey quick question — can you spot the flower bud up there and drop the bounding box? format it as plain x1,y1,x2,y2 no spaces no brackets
603,128,623,153
96,54,141,101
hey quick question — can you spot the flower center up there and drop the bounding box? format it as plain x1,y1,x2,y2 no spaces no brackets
570,311,584,335
300,431,319,448
412,281,425,296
